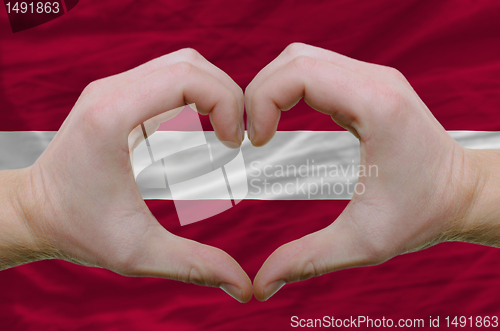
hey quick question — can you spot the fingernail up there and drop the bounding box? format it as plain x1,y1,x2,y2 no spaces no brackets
263,280,286,301
220,283,244,303
248,120,255,142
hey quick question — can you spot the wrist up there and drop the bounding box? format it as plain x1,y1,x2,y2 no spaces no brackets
0,168,47,269
450,148,500,247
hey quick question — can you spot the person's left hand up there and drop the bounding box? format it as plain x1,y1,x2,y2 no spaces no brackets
245,43,482,301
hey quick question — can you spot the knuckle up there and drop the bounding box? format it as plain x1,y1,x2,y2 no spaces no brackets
292,55,317,72
185,266,205,285
300,260,321,281
168,61,194,79
389,68,407,84
381,66,407,83
371,82,407,119
81,79,106,98
178,47,200,62
176,262,211,286
175,244,213,286
281,238,325,282
380,85,403,106
82,92,116,132
285,42,308,57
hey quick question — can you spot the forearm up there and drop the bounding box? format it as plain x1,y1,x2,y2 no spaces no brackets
0,168,44,269
455,149,500,247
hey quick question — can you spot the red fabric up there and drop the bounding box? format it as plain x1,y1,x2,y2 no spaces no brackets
1,0,500,330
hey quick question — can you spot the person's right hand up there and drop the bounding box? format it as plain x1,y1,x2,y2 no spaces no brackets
7,48,252,302
246,43,497,301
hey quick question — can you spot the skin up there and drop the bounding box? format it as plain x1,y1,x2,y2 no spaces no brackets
0,48,251,303
1,44,499,303
246,43,500,300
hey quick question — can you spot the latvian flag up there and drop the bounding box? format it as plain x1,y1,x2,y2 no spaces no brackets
1,1,500,330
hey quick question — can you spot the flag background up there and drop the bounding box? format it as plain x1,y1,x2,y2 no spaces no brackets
1,0,500,330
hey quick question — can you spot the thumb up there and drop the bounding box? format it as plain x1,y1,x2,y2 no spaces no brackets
253,214,379,301
118,224,252,303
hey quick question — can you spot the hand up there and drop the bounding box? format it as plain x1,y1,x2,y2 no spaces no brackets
246,43,495,301
4,49,252,303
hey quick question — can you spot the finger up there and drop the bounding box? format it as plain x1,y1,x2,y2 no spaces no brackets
99,62,242,147
122,49,243,104
121,224,252,303
247,56,372,146
245,43,375,113
253,214,376,301
109,49,244,124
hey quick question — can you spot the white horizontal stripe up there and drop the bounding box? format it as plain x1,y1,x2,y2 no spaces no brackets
1,131,499,200
0,131,56,171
